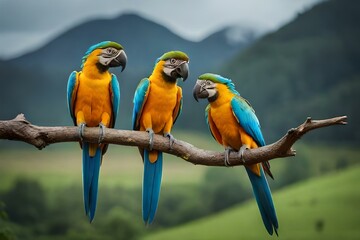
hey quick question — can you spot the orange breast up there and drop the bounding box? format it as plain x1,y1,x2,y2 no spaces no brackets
74,75,112,127
210,102,243,150
140,82,178,133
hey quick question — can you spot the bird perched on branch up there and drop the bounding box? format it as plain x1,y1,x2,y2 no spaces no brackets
132,51,189,225
67,41,127,222
193,73,278,235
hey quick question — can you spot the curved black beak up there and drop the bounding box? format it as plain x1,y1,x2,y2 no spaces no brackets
193,80,210,102
109,50,127,71
175,62,189,81
193,83,201,102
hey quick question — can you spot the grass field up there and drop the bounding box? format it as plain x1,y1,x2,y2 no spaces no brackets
0,145,207,191
0,130,222,191
142,165,360,240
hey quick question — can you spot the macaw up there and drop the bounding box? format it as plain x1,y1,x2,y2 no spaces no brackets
132,51,189,225
67,41,127,222
193,73,278,235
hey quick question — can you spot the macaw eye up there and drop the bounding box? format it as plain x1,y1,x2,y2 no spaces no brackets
206,80,212,85
170,58,177,64
107,48,112,54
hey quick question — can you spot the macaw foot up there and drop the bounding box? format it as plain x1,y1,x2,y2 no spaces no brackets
78,123,86,142
164,132,175,149
239,144,249,163
224,147,233,167
98,123,106,145
146,128,155,151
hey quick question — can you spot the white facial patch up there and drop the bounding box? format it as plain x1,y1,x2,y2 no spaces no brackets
207,88,217,98
196,79,217,97
163,66,173,77
98,48,122,66
162,58,187,78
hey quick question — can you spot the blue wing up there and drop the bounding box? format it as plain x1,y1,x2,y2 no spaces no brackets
132,78,150,130
230,96,265,147
110,74,120,128
67,71,79,126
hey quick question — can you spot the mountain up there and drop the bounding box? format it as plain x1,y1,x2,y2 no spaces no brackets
0,13,251,129
216,0,360,143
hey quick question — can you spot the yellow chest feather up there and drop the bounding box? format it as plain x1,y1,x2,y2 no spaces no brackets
210,102,243,150
141,82,178,133
75,74,112,127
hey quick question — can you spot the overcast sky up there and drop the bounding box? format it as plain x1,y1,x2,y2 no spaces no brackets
0,0,323,59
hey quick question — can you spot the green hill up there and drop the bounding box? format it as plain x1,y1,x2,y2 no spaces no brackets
143,165,360,240
216,0,360,143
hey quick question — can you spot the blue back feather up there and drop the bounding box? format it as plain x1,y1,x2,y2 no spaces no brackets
132,78,150,130
110,74,120,127
231,97,265,147
66,71,77,126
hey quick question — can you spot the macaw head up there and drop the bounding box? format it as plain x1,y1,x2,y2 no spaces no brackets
193,73,239,102
81,41,127,72
155,51,189,82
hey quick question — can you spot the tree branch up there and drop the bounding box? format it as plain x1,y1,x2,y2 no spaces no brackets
0,114,347,166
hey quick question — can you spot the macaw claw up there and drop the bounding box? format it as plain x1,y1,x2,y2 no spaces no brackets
224,147,233,167
239,144,249,163
146,128,155,151
164,133,175,149
98,123,106,145
78,123,86,142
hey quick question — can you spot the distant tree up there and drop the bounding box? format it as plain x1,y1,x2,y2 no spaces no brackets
0,202,16,240
3,178,48,225
100,207,143,240
157,185,208,226
281,156,311,185
201,168,252,212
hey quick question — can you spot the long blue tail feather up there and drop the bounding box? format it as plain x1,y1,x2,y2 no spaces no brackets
142,150,163,225
246,166,278,235
82,143,101,222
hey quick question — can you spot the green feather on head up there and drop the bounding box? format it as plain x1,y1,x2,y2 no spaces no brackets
198,73,240,96
156,51,189,63
81,41,124,68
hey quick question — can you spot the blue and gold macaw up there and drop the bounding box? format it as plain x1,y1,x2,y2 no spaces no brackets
193,73,278,235
132,51,189,225
67,41,127,222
